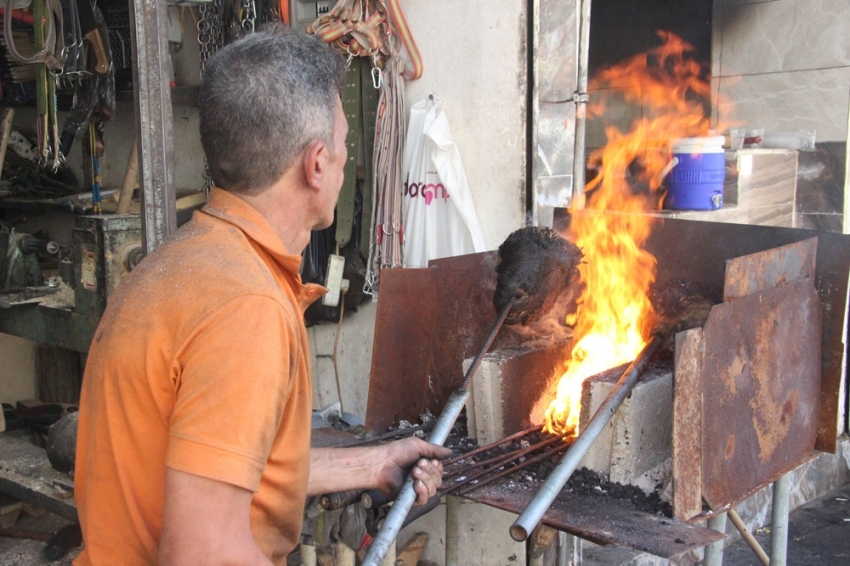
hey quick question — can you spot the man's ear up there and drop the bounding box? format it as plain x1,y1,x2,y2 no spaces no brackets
302,140,329,193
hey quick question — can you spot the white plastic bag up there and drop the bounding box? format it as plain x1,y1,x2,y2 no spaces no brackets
402,96,486,268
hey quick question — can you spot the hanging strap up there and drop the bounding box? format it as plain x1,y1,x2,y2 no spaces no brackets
4,0,64,72
335,62,361,248
382,0,420,80
307,0,421,79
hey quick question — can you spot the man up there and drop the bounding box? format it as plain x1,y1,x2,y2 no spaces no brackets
74,29,450,565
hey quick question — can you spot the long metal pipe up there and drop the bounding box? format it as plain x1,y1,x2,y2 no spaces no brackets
129,0,176,252
509,334,664,541
770,472,792,566
570,0,592,209
704,512,728,566
361,297,515,566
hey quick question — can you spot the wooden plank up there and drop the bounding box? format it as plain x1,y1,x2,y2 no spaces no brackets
397,532,428,566
672,328,704,521
0,433,77,522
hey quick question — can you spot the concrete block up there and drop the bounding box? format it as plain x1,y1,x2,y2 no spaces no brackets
457,499,526,566
398,497,527,566
464,340,572,445
579,361,673,485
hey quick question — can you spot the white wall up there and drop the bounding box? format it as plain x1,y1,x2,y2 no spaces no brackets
310,0,529,418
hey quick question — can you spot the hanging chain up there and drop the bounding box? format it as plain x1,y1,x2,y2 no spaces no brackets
241,0,257,35
198,0,225,193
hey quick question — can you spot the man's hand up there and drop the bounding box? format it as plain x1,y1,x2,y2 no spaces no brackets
378,438,452,505
308,440,451,505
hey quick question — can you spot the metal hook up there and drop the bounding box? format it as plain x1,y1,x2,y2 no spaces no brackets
371,66,382,89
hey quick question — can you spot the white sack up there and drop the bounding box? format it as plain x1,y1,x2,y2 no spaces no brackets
402,96,486,268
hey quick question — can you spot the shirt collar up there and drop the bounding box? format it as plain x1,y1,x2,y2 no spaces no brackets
201,188,326,311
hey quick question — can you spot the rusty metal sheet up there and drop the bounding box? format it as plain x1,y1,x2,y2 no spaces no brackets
366,253,508,432
672,328,703,521
641,217,850,452
724,238,817,300
700,278,821,510
466,483,724,559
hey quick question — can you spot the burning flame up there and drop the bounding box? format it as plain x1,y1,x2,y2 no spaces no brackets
543,31,715,436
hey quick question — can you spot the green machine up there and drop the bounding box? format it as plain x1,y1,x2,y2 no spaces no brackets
0,214,142,353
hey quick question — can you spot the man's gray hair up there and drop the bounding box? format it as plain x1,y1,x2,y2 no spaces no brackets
199,28,346,194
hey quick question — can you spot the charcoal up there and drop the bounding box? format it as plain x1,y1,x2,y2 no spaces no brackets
646,278,718,338
494,227,584,328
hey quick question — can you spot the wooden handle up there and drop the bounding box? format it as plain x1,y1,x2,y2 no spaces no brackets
85,30,109,75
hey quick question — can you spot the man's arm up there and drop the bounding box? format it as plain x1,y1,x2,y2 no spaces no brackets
308,438,452,505
159,468,272,566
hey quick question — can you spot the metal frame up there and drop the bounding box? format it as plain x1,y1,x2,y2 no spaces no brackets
129,0,177,253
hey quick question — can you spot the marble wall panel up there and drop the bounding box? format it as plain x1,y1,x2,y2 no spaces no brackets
725,149,797,208
795,213,844,232
716,0,850,77
716,67,850,142
747,203,795,226
796,142,846,214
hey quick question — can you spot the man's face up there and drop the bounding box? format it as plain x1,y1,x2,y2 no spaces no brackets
317,97,349,230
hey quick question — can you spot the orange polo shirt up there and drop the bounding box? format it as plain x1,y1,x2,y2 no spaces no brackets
74,188,325,565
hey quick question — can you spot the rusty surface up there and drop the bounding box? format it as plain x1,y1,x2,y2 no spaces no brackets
723,238,817,301
672,328,703,522
640,217,850,452
368,216,850,448
466,484,724,558
366,253,500,432
700,278,821,510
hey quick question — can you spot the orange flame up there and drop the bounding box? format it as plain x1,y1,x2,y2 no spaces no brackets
543,31,713,436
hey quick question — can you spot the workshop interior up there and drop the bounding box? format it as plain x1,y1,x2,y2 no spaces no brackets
2,0,850,564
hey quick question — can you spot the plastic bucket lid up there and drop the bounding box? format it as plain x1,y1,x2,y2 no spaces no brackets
672,135,725,155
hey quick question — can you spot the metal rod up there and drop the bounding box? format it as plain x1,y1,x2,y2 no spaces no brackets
570,0,592,209
362,298,516,566
444,433,560,480
770,472,792,566
444,436,561,493
456,442,570,496
442,424,541,467
728,508,769,566
704,512,727,566
339,422,435,449
130,0,176,252
509,334,664,541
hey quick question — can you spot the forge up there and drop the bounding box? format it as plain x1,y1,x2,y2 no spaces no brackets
365,216,850,559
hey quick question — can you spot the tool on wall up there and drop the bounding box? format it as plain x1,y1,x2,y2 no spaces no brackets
307,0,423,298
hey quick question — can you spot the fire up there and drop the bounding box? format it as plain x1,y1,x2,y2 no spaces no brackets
543,31,714,436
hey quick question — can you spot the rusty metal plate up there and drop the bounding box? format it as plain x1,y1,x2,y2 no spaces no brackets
672,328,703,522
724,238,817,301
641,217,850,452
465,483,724,558
700,278,821,510
367,253,501,432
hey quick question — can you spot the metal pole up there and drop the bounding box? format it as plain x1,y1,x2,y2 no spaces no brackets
510,335,664,541
571,0,592,210
362,298,515,566
703,512,727,566
770,472,792,566
129,0,176,253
